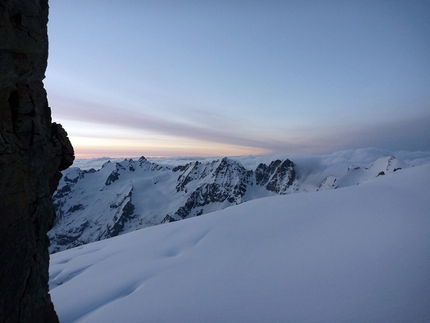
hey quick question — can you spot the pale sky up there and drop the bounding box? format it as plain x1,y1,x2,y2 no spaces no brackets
45,0,430,158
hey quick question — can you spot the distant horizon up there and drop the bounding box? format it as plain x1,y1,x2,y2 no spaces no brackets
70,147,430,165
71,146,430,161
72,142,430,159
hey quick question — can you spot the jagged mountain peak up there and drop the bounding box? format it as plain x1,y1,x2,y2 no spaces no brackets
212,157,251,183
101,160,112,168
175,157,251,194
255,158,296,194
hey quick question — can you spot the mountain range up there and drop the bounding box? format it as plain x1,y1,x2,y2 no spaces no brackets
49,152,408,253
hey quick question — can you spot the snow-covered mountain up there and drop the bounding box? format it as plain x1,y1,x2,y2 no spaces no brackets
49,152,410,253
49,162,430,323
50,156,296,253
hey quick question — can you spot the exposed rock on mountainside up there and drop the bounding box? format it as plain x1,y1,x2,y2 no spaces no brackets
0,1,74,322
317,176,338,191
255,159,296,194
49,157,298,252
49,155,406,254
165,158,253,222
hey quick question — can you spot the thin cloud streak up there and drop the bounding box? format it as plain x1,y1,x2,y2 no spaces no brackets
51,94,430,157
51,96,288,153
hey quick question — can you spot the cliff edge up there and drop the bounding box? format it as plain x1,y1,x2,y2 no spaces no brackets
0,1,74,322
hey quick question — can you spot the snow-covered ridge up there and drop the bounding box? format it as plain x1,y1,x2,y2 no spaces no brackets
49,148,424,253
49,163,430,323
50,156,296,253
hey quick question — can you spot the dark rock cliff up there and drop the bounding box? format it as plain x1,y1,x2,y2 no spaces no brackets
0,1,74,322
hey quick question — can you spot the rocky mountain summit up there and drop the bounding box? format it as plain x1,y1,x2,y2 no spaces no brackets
0,1,74,322
49,155,405,254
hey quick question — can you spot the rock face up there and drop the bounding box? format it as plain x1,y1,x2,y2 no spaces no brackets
0,1,74,322
255,159,296,194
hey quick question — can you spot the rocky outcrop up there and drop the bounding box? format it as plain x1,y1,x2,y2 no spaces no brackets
255,159,296,194
0,1,74,322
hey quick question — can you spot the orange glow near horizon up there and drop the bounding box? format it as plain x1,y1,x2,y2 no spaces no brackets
70,136,269,159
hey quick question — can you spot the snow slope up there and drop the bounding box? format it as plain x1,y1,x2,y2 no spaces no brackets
49,163,430,323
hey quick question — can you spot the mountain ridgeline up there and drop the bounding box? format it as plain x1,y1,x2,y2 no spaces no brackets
49,155,405,253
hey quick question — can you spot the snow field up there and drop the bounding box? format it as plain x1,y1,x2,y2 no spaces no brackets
50,163,430,322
